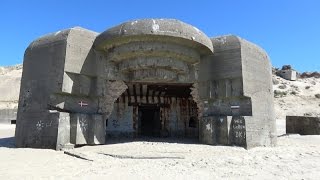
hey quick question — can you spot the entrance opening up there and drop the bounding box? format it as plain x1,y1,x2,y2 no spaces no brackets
139,105,160,137
108,83,200,141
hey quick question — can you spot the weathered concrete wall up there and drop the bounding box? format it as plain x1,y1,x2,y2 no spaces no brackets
95,19,213,54
107,102,134,137
198,36,249,147
0,109,17,124
199,116,227,145
16,28,71,149
15,27,104,149
16,111,69,149
0,65,21,123
240,37,276,148
279,70,297,81
95,19,213,84
166,98,198,138
70,113,105,145
198,35,276,148
95,19,210,141
286,116,320,135
199,115,247,146
199,36,252,117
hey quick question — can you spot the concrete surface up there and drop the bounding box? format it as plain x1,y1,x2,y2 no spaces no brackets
0,109,17,124
198,35,276,148
279,70,297,81
286,116,320,135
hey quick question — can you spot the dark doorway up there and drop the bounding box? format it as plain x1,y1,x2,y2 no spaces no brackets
139,106,160,137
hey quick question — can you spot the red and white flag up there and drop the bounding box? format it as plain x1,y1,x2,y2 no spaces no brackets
78,101,88,107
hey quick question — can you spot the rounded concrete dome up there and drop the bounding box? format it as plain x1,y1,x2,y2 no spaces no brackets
94,18,213,55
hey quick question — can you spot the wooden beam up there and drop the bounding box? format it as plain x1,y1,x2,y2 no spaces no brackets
122,94,126,104
157,90,161,103
156,85,161,103
152,89,156,103
146,85,149,103
127,87,131,104
140,84,143,100
133,84,137,103
128,102,170,108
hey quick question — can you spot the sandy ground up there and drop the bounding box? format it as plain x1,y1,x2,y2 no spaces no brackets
1,124,320,180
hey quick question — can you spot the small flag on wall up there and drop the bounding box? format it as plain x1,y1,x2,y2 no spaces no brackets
78,101,88,107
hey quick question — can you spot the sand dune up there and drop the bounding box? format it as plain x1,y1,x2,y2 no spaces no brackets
0,65,21,109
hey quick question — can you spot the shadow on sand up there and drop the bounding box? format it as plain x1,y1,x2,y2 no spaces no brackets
0,137,15,148
104,137,200,146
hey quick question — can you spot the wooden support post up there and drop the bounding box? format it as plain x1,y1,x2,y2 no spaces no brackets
133,84,137,103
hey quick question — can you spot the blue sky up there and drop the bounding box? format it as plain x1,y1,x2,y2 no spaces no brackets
1,0,319,72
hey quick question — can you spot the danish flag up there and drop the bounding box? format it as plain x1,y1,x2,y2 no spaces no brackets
78,101,88,107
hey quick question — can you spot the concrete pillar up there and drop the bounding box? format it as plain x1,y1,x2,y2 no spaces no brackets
70,113,105,145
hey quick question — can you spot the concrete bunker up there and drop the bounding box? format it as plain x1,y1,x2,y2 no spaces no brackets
15,19,276,150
